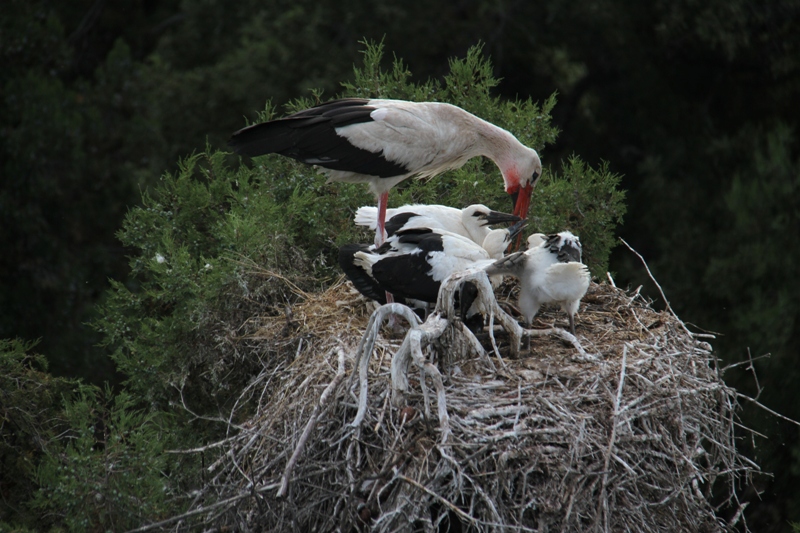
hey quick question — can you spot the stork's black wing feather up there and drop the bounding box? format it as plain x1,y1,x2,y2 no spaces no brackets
369,232,446,303
228,98,409,178
459,281,481,326
370,252,441,303
338,243,388,304
392,227,436,246
288,98,374,122
384,212,419,237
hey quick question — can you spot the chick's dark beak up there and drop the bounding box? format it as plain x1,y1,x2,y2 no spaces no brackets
484,210,522,226
506,219,529,240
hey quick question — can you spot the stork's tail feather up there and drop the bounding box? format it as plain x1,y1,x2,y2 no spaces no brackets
228,121,295,157
353,206,378,230
338,244,386,304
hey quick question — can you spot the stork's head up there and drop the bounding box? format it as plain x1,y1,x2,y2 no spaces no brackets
545,231,583,263
482,219,528,258
506,147,542,220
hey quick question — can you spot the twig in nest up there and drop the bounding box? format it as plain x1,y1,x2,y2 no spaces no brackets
351,303,421,429
523,326,598,361
228,254,312,299
396,473,478,527
484,312,506,369
619,238,690,335
596,343,628,530
436,268,523,357
736,393,800,427
124,481,281,533
721,352,770,373
745,348,763,401
278,348,347,498
280,305,298,337
727,501,749,528
390,324,452,442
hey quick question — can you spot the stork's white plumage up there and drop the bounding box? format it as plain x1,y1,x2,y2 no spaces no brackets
354,204,520,255
536,262,591,333
342,222,525,307
229,98,542,246
486,231,589,334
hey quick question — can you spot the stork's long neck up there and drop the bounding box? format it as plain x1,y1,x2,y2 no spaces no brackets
475,120,524,192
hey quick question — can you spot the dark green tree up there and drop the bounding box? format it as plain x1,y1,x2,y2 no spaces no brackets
1,1,177,382
0,339,185,532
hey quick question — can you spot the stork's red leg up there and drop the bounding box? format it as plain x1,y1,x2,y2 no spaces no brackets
375,191,389,247
373,191,397,309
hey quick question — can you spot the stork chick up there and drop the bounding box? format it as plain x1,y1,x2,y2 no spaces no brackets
487,231,589,335
354,203,520,254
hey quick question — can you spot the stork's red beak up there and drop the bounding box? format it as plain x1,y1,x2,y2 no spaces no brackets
510,183,533,250
511,182,533,220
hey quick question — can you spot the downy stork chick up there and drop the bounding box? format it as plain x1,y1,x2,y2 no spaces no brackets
486,231,589,335
229,98,542,246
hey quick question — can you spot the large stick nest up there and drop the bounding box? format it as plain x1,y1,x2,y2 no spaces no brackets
159,269,757,532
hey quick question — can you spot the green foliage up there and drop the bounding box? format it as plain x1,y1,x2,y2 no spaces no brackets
1,339,183,532
32,388,175,532
0,339,74,528
94,150,316,413
533,157,626,276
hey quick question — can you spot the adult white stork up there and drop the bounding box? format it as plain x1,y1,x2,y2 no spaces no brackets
340,221,526,308
486,231,589,334
228,98,542,246
354,203,521,253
